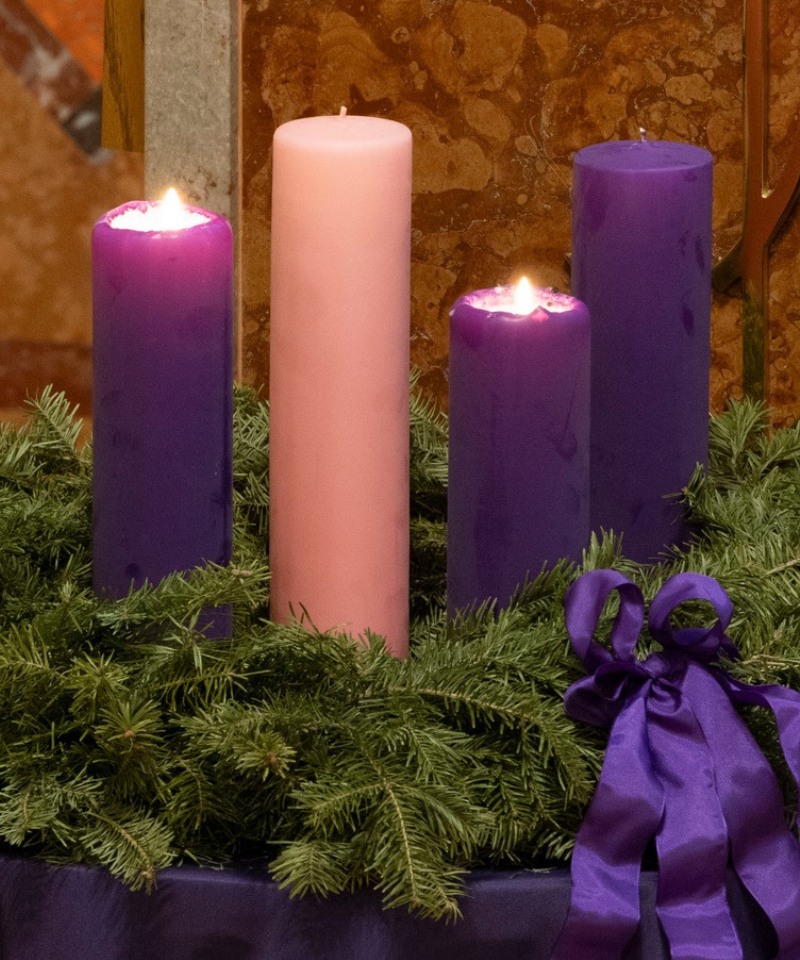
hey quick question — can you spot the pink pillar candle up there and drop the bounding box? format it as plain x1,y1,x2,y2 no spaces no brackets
269,114,412,657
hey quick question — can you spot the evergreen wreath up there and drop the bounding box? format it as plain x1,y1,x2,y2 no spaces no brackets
1,381,800,920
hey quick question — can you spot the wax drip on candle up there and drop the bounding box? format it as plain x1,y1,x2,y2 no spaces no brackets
109,188,211,232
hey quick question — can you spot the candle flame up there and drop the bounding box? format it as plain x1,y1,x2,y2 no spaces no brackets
513,276,537,314
160,188,185,230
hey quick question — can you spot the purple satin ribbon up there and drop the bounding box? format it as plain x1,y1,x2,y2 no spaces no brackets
551,570,800,960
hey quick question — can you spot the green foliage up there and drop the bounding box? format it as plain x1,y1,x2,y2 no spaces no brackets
1,385,800,917
409,370,448,618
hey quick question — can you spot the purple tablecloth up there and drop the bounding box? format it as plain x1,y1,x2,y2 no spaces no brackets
0,852,773,960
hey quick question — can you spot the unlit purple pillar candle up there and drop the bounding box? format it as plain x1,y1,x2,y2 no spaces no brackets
92,193,233,635
448,282,590,614
572,139,712,562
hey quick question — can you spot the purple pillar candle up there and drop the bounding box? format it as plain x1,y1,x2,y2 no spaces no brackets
92,191,233,634
448,280,590,614
572,139,713,562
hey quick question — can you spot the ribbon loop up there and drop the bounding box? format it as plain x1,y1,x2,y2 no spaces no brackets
563,570,647,727
647,572,737,663
564,569,645,670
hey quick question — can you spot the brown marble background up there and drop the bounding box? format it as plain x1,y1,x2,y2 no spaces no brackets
0,56,142,346
0,0,142,416
767,0,800,424
241,0,800,423
1,0,799,424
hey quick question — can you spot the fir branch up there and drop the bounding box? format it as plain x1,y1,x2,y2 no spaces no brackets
0,429,40,487
78,807,173,890
232,383,270,543
409,368,449,521
22,385,86,471
91,694,168,798
0,773,102,848
4,384,800,919
92,563,270,656
179,702,297,782
270,840,354,899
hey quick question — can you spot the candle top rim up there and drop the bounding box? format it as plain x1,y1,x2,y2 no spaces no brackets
575,139,712,172
453,285,586,318
97,200,223,234
274,114,412,148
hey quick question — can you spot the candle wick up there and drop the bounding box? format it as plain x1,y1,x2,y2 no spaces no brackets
339,106,348,117
639,127,647,142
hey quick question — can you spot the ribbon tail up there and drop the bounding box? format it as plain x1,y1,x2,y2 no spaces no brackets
719,673,800,803
684,666,800,960
552,692,663,960
648,668,742,960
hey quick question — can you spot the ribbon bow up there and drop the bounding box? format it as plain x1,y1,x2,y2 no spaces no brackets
551,570,800,960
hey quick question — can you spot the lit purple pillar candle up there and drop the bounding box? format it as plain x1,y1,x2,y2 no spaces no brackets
572,138,713,562
448,280,590,614
92,191,233,635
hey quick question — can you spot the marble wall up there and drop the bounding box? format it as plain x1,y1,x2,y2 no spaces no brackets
241,0,800,422
0,56,142,346
768,0,800,424
2,0,799,422
0,0,142,409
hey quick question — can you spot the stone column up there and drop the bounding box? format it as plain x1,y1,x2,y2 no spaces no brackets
144,0,241,374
